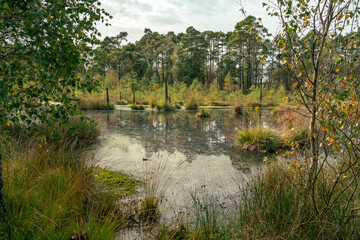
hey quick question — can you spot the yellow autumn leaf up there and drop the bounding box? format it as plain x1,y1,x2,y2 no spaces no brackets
335,68,340,72
337,12,344,21
7,121,11,127
255,106,260,113
261,58,265,64
293,160,300,166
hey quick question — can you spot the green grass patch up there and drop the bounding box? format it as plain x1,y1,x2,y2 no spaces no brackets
237,127,284,153
94,168,139,199
1,123,125,239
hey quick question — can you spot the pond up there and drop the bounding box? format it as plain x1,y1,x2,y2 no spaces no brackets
89,107,274,221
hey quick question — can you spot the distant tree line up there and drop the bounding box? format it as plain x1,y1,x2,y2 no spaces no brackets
89,14,360,101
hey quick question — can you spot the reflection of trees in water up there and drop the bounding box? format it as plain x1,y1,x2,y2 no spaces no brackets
227,147,268,174
90,109,276,163
103,110,235,162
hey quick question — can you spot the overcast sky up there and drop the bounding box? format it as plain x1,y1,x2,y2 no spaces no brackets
96,0,280,42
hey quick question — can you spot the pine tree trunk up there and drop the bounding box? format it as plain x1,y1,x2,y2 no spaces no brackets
106,88,109,105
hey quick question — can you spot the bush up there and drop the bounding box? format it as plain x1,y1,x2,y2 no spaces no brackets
237,127,284,152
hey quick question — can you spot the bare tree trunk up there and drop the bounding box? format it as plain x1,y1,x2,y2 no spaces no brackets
106,88,109,105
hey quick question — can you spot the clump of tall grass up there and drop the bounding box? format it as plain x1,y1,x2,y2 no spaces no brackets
3,119,99,150
79,99,114,110
234,106,243,115
1,124,127,239
185,98,198,110
196,108,211,118
151,102,177,112
211,101,231,106
138,155,182,224
117,100,128,105
234,162,360,239
131,104,145,110
157,162,360,239
237,127,284,153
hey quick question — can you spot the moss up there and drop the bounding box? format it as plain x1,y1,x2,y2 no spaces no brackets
94,168,139,198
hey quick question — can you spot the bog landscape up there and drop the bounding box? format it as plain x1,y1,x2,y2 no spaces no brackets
1,0,360,239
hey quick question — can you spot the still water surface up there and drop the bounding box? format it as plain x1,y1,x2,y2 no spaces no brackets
90,107,273,219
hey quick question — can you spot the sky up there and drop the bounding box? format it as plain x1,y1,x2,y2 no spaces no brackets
96,0,280,42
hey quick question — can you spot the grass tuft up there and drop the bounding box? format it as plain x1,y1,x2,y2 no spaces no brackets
131,104,145,110
196,108,211,118
237,127,284,152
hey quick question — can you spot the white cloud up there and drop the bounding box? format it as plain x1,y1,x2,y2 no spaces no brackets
97,0,279,42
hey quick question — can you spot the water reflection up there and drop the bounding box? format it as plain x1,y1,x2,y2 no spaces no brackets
90,108,274,218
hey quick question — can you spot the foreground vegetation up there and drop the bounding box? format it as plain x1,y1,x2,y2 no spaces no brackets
157,162,360,239
0,121,138,239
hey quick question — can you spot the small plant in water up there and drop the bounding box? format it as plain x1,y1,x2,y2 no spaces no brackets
196,108,211,118
237,127,284,152
234,106,243,115
185,98,198,110
131,104,145,110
